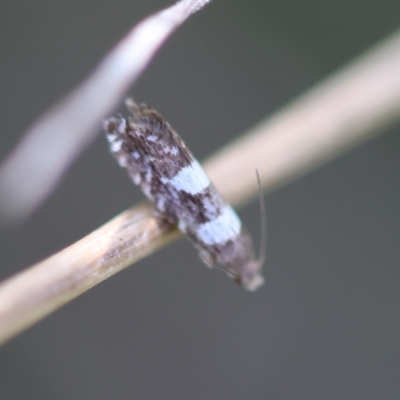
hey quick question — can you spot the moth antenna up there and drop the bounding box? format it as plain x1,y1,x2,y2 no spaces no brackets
255,169,267,267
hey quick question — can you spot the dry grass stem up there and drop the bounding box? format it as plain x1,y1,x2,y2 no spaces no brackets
0,0,212,223
1,29,400,345
206,30,400,207
0,203,180,345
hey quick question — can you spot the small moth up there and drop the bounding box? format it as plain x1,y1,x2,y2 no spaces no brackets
105,99,264,291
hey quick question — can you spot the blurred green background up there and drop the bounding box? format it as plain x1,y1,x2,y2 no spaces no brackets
0,1,400,399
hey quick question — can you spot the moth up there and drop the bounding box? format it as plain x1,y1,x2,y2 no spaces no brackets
105,99,265,291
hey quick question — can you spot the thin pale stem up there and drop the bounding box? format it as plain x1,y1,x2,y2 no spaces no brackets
0,0,212,223
205,30,400,207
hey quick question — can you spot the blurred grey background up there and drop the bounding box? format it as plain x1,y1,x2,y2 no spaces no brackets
1,1,400,399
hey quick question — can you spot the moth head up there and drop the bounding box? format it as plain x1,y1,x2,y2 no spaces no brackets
234,259,265,292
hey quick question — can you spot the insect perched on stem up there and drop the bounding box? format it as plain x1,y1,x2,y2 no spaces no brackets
105,99,265,291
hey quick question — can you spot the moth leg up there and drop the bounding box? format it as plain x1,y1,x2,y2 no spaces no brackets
151,207,176,229
198,248,215,268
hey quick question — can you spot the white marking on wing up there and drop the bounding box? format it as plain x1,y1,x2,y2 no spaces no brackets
157,196,166,211
133,174,141,184
178,219,187,232
106,133,118,143
196,205,241,245
147,134,157,142
165,160,210,195
164,146,178,155
118,119,127,132
110,139,123,152
117,156,127,167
